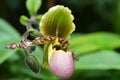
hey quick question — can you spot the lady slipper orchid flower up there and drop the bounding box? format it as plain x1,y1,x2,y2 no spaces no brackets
38,5,77,78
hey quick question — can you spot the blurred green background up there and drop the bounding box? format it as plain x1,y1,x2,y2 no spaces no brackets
1,0,120,80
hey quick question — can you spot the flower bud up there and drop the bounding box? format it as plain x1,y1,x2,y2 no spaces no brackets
25,55,40,73
49,50,74,79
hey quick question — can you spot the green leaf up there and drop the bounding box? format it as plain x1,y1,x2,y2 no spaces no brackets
69,32,120,55
19,15,29,26
26,0,42,15
114,0,120,34
75,51,120,69
36,14,42,22
40,5,75,39
0,18,21,64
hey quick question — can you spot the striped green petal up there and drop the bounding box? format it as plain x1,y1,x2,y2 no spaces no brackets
40,5,75,39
